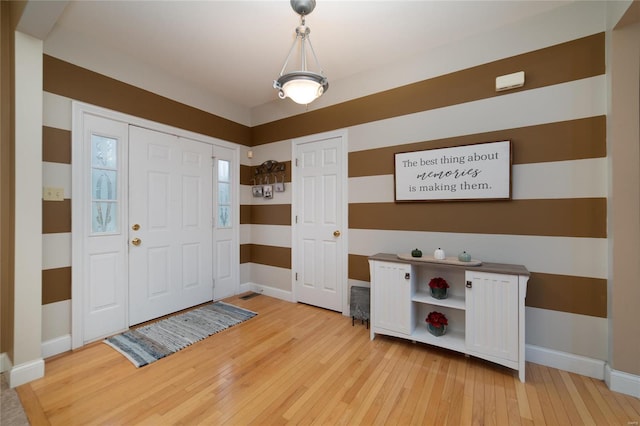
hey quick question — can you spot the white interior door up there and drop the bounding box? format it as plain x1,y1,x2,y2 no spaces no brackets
294,132,347,312
212,145,239,300
128,126,213,325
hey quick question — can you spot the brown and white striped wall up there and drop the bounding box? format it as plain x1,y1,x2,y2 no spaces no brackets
40,24,610,377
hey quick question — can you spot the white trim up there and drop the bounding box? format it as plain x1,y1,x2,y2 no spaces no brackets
0,352,12,373
42,335,72,359
525,344,605,380
242,282,294,302
71,101,241,350
8,359,45,388
291,129,349,314
605,364,640,398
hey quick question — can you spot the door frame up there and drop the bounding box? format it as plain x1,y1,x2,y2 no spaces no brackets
291,129,349,315
71,102,240,349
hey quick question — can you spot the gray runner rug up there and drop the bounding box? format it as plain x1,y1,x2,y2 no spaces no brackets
104,301,257,368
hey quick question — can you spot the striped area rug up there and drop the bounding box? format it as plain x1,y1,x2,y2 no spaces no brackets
104,301,257,368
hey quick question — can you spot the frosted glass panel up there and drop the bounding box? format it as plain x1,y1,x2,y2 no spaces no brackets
218,206,231,228
218,182,230,205
92,170,117,200
91,135,117,169
92,201,118,233
218,160,229,181
216,159,231,229
91,133,119,234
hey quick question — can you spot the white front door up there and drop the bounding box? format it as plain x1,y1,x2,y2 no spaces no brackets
128,126,213,325
80,114,129,342
294,131,348,312
212,145,239,300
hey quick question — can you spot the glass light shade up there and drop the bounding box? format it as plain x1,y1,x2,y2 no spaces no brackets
275,71,328,105
282,79,323,104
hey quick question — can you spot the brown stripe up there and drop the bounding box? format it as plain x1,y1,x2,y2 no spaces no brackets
350,255,604,318
349,254,370,282
240,205,251,225
526,272,607,318
43,199,71,234
349,199,606,238
240,204,292,226
249,244,291,269
42,126,71,164
349,116,606,178
240,161,292,186
240,244,251,264
43,55,251,146
252,33,605,145
1,1,16,354
42,267,71,305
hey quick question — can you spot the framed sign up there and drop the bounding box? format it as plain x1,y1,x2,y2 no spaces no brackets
394,140,512,202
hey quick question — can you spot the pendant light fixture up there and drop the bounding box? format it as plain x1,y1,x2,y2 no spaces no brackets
273,0,328,105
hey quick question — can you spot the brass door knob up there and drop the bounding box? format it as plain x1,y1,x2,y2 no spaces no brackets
132,224,140,231
333,230,341,237
131,237,142,246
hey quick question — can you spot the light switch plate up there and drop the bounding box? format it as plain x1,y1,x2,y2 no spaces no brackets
43,187,65,201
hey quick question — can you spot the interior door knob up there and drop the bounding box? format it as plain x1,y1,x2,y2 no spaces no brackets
333,230,341,237
131,237,142,246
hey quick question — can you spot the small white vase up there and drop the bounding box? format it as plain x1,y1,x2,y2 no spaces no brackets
434,248,445,260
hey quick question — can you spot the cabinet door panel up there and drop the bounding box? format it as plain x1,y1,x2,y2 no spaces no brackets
465,271,518,362
371,261,412,335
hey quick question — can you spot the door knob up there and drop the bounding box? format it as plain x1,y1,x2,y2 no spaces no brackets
333,230,341,237
131,237,142,246
132,224,140,231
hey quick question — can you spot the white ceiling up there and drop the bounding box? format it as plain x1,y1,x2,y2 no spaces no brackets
37,1,575,112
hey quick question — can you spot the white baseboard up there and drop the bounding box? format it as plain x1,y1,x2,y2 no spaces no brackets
8,358,45,388
42,334,72,359
0,352,12,373
525,344,605,380
605,364,640,398
242,282,294,302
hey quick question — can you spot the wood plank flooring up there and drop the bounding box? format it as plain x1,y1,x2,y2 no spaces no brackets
17,295,640,425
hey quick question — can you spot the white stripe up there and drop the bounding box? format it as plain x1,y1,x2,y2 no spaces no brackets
348,76,606,153
43,92,72,131
249,263,292,292
349,158,608,203
42,300,71,341
241,183,292,205
42,232,71,270
249,224,292,248
43,161,72,198
526,307,607,361
348,229,607,279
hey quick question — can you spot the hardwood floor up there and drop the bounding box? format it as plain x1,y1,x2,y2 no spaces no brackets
17,295,640,425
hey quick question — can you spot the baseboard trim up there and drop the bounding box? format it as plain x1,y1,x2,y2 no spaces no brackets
605,364,640,398
8,358,45,388
242,282,294,302
525,344,605,380
42,334,72,359
0,352,12,373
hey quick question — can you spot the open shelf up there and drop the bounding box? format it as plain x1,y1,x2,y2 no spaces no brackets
411,325,466,353
412,290,465,310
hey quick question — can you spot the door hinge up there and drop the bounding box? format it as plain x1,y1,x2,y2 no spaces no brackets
295,158,299,167
295,215,298,224
295,272,298,281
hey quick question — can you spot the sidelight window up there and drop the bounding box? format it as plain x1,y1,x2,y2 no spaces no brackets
91,134,118,234
217,159,231,228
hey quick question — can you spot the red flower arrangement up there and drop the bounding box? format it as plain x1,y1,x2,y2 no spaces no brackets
428,277,449,289
426,311,448,328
